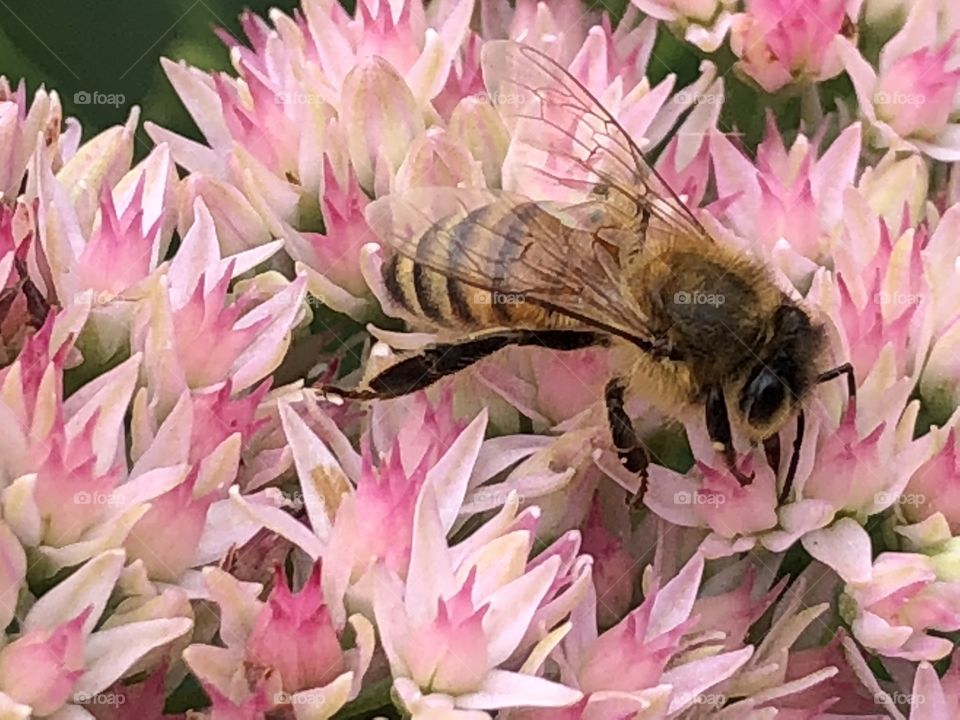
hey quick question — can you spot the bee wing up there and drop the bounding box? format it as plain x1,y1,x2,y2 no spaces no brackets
480,40,707,241
365,187,655,347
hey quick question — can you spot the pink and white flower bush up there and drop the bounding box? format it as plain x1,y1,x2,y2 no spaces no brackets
2,0,960,716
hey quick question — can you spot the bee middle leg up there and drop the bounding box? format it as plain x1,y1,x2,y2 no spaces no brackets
605,378,649,505
321,329,605,400
705,385,755,486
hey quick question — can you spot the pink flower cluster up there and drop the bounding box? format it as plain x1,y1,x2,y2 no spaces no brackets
0,0,959,717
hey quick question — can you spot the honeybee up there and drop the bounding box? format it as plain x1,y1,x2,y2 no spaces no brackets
324,41,853,504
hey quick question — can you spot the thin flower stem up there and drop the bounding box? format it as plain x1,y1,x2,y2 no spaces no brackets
801,83,824,130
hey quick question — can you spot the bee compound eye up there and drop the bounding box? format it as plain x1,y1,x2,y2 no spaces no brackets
744,368,786,426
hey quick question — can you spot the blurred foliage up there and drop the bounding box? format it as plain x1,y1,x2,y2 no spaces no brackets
0,0,300,153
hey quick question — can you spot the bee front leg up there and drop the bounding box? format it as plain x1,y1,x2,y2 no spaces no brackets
705,385,754,486
777,362,856,504
605,378,649,505
777,410,805,505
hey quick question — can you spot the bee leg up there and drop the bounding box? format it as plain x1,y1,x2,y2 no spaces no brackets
816,362,856,400
322,329,604,401
604,379,649,505
778,410,805,505
763,433,781,477
705,385,754,486
777,362,856,504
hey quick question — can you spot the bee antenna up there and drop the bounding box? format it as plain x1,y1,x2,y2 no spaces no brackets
816,362,856,399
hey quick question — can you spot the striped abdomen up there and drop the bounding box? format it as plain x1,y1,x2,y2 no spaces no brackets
381,201,571,331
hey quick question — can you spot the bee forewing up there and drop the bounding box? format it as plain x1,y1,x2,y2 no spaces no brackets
364,187,530,265
480,40,707,241
365,185,655,346
366,187,501,245
482,41,633,196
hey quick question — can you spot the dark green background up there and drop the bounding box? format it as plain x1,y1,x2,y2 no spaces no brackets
0,1,303,151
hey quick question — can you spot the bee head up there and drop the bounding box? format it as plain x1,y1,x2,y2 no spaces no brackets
737,303,826,439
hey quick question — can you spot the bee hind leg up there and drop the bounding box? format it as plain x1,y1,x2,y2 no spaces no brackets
605,379,650,506
322,329,604,401
705,385,754,486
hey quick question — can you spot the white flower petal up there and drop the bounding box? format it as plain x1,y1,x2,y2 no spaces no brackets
227,485,324,559
299,262,373,319
457,531,532,601
280,401,349,542
456,669,581,710
194,489,283,567
909,662,950,720
662,646,754,714
372,566,413,679
144,122,225,176
483,556,559,666
48,705,95,720
1,475,42,548
520,621,572,675
406,484,456,624
0,692,32,719
879,0,937,70
427,410,487,534
648,552,703,639
76,618,193,695
167,198,223,306
450,494,527,565
346,613,376,697
292,672,354,720
24,550,126,634
913,125,960,162
230,274,308,391
802,518,873,583
835,38,879,123
63,353,142,476
195,433,240,496
157,58,232,150
37,504,148,574
851,610,913,650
